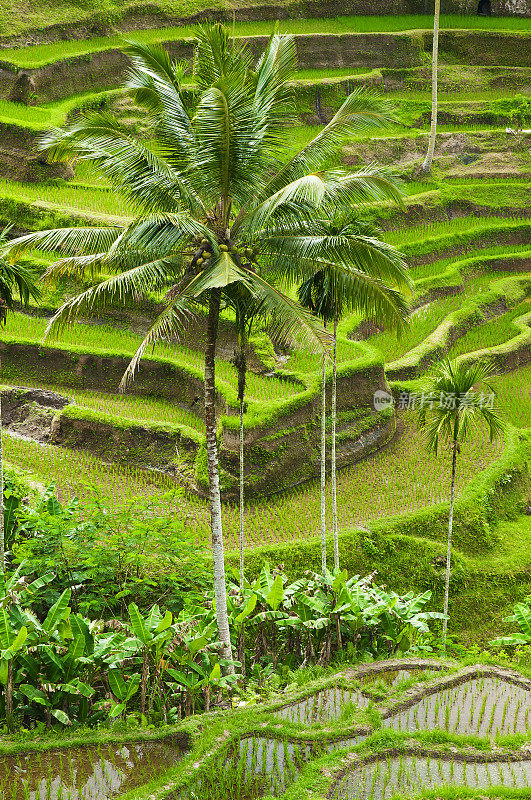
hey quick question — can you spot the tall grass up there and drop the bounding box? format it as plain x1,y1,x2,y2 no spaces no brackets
2,311,300,403
448,299,531,359
3,14,529,68
490,365,531,429
4,409,503,548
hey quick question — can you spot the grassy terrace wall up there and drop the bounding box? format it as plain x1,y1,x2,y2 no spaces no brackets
386,269,531,380
0,0,528,52
428,29,531,66
0,31,425,102
0,339,396,497
0,122,73,182
1,28,529,104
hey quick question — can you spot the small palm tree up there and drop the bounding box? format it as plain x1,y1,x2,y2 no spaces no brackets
298,217,411,571
0,226,41,573
418,358,505,645
2,26,407,663
422,0,441,173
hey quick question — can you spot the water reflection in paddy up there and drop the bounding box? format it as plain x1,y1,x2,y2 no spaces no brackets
333,756,531,800
277,668,442,725
0,739,184,800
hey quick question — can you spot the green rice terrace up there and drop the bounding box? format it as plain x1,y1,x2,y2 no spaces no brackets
0,2,530,799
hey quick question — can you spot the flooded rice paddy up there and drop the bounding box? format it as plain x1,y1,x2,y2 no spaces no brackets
333,756,531,800
277,669,441,725
231,669,531,798
5,667,531,800
0,739,183,800
382,676,531,737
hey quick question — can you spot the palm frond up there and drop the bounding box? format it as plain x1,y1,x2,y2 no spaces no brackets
44,257,180,337
192,77,262,209
40,114,202,214
298,263,409,333
262,88,398,196
193,23,252,89
232,174,327,239
320,167,405,210
0,260,41,308
119,296,199,391
252,31,297,138
417,358,507,453
0,227,124,261
125,38,184,93
261,228,411,296
118,253,254,390
125,39,196,166
241,269,331,353
108,213,213,256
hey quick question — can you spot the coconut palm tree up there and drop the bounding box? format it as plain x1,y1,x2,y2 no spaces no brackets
422,0,441,173
2,25,407,663
417,358,505,645
298,217,410,571
0,226,41,573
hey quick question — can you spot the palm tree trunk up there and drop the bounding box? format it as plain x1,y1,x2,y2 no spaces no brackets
205,289,234,671
235,333,247,595
331,316,339,572
442,432,458,646
0,389,4,575
422,0,440,173
320,353,327,573
233,314,250,595
238,394,245,594
6,660,13,731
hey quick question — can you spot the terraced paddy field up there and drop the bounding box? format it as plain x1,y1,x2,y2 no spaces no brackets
0,10,530,642
7,659,528,800
0,8,530,800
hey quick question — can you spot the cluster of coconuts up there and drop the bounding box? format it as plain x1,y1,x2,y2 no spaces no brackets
195,238,213,267
194,238,259,268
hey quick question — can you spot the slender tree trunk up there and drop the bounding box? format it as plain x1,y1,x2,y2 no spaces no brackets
239,398,245,593
422,0,440,173
140,649,149,716
320,353,327,573
203,683,211,713
442,433,458,647
331,316,339,571
0,386,4,574
236,341,247,595
205,289,234,671
6,660,13,731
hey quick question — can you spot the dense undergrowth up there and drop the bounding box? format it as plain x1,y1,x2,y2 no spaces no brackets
0,472,448,731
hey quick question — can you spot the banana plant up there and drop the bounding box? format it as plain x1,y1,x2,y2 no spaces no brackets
368,587,446,655
0,564,55,612
491,600,531,648
228,591,257,677
0,609,27,730
127,602,175,718
242,565,289,668
108,669,141,720
0,565,56,729
17,589,96,726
